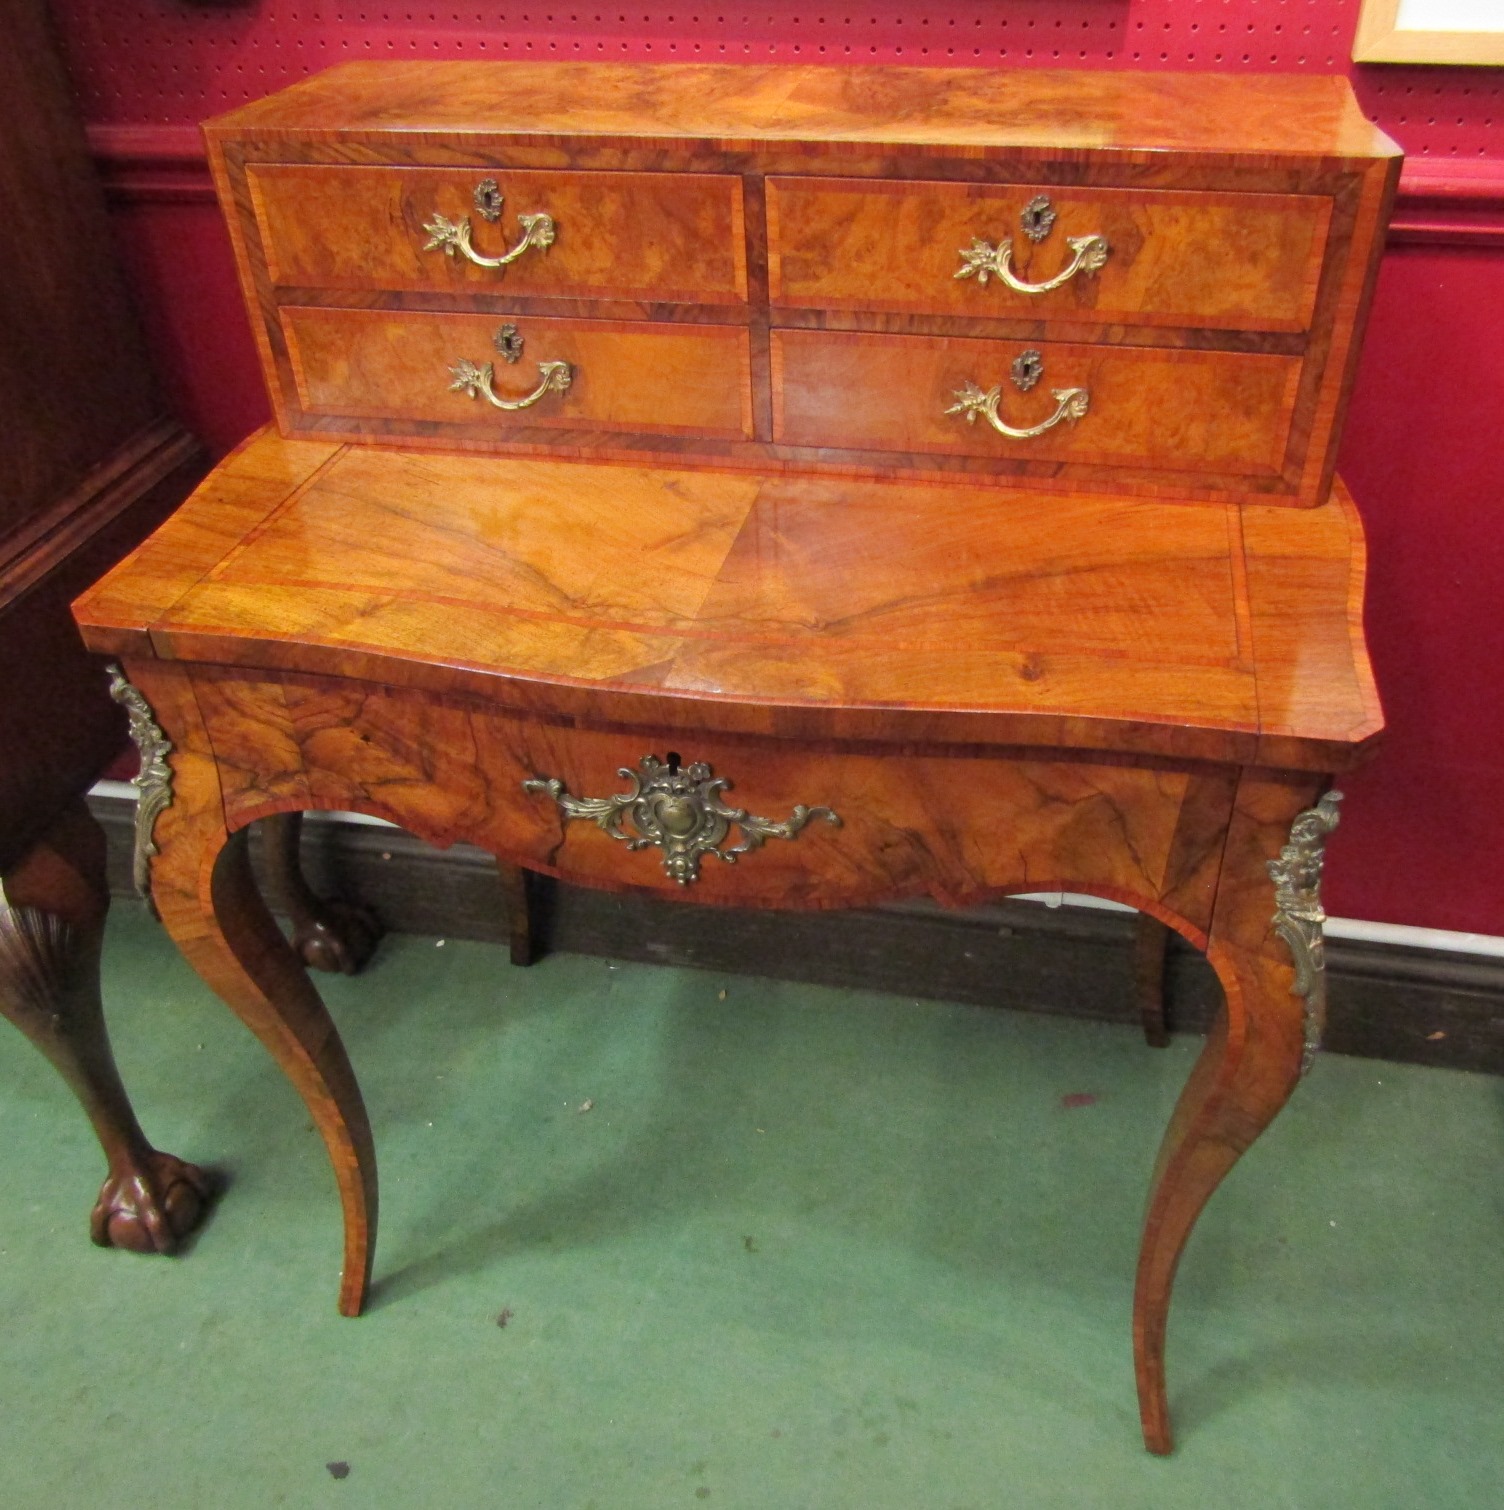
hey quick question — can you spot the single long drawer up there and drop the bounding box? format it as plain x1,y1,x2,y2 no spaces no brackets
768,177,1331,333
248,164,748,304
284,307,754,440
772,330,1300,476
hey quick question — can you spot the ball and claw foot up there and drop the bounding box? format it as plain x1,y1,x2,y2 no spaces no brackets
89,1150,215,1255
290,899,383,976
262,812,383,975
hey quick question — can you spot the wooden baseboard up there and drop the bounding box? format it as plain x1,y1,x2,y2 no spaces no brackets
88,796,1504,1077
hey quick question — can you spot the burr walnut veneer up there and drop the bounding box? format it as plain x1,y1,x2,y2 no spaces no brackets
73,63,1396,1455
209,61,1398,507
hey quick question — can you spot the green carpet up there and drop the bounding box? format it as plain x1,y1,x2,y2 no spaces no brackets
1,901,1500,1507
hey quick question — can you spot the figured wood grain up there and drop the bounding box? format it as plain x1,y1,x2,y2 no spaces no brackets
162,668,1236,923
104,638,1353,1455
282,306,754,440
204,61,1400,508
1241,480,1384,765
79,65,1397,1454
127,658,376,1315
71,430,1382,771
1292,157,1401,508
249,163,748,304
767,177,1331,334
772,330,1300,476
204,63,1398,163
1133,769,1326,1453
72,429,340,659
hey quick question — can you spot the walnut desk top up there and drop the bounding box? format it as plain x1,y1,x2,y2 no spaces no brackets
74,428,1379,1453
79,431,1378,771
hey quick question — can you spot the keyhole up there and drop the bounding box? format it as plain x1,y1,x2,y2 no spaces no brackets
665,751,682,774
473,178,504,222
1021,195,1057,243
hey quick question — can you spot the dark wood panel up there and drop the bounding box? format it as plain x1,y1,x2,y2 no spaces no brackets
0,434,202,872
0,0,206,872
0,0,160,549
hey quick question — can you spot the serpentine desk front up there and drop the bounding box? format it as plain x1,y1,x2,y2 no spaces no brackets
72,61,1395,1453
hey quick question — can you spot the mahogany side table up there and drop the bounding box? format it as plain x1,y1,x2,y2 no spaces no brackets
0,0,210,1252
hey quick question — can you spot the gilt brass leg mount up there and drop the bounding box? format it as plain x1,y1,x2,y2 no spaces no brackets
107,663,173,913
1268,791,1342,1075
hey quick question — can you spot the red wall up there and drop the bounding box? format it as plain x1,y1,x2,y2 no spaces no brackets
1332,244,1504,931
56,1,1504,934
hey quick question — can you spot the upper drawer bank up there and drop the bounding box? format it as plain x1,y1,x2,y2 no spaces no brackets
204,61,1400,504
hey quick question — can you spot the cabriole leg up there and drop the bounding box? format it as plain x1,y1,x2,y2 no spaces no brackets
127,663,378,1315
0,801,210,1253
1132,775,1334,1453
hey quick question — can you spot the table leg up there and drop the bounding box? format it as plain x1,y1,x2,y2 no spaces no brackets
261,811,383,976
134,665,378,1315
1133,913,1172,1048
0,800,211,1252
498,861,537,967
1131,775,1326,1453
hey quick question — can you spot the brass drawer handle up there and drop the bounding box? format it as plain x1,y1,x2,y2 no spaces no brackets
945,379,1090,440
524,753,841,886
448,323,572,413
955,197,1110,296
422,178,555,271
449,357,572,412
955,233,1110,295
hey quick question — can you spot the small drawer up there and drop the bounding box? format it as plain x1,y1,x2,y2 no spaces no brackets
248,164,748,305
768,177,1331,334
772,330,1300,477
283,307,754,440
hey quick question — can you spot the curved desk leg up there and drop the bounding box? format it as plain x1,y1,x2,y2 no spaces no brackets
1132,776,1323,1454
140,667,378,1315
262,811,383,976
0,800,212,1252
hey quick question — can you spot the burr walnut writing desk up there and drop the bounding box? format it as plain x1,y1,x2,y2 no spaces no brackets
72,63,1398,1454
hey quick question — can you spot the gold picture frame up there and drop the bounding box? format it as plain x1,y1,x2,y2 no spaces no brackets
1353,0,1504,65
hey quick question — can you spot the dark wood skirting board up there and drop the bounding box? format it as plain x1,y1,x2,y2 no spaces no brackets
88,795,1504,1077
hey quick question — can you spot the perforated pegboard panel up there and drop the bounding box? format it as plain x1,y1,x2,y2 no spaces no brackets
46,0,1504,162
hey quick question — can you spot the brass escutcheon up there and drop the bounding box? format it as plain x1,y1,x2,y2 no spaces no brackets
524,753,840,886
